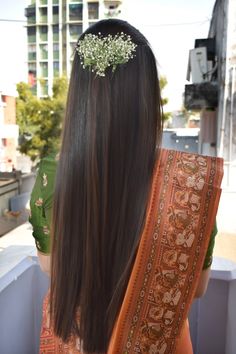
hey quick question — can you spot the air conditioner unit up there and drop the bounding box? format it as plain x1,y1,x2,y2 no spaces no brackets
187,47,213,83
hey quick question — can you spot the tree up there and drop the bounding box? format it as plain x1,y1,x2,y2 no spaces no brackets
160,76,171,121
16,77,68,162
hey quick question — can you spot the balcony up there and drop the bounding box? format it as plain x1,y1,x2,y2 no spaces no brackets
40,63,48,77
28,52,36,61
27,27,36,43
0,168,235,354
53,61,60,77
69,24,82,41
39,8,48,24
69,3,83,22
39,16,48,24
0,221,235,353
53,25,59,42
40,80,48,96
53,43,59,59
88,3,99,20
40,44,48,60
53,6,59,24
184,82,218,110
25,5,36,25
27,16,36,25
185,38,218,110
39,26,48,42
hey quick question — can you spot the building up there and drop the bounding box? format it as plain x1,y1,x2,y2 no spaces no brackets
25,0,123,98
0,90,19,172
184,0,236,189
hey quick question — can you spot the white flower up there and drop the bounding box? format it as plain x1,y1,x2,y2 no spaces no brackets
76,33,137,77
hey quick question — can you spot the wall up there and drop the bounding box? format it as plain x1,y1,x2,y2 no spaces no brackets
209,0,236,188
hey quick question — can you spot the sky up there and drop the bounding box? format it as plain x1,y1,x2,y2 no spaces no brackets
0,0,216,110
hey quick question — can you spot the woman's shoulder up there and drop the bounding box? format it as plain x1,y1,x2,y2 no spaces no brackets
39,152,59,174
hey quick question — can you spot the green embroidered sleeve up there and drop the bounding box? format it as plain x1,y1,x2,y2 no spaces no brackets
29,155,57,254
203,222,218,269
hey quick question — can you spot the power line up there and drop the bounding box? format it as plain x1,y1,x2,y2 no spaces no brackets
0,19,26,23
0,18,210,26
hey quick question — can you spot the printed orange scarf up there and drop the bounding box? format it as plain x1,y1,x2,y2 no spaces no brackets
40,149,223,353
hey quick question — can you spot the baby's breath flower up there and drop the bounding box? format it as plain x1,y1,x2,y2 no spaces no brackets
76,33,137,77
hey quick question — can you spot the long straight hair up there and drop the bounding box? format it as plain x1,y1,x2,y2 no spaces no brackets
50,19,163,353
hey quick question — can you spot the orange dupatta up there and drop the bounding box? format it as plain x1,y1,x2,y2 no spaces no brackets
40,149,223,354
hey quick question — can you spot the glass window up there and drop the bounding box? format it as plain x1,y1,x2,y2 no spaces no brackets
88,2,99,20
40,0,48,5
53,61,60,77
53,6,59,23
69,24,82,40
25,6,36,24
53,25,59,41
69,4,83,21
40,62,48,77
39,7,47,23
28,62,36,71
28,44,36,60
27,27,36,43
39,26,48,41
53,43,59,59
40,44,48,60
40,80,48,96
53,0,59,4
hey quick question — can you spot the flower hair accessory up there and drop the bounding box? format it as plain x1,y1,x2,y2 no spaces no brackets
76,32,137,77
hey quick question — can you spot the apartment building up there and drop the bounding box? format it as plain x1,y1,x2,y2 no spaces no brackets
25,0,122,97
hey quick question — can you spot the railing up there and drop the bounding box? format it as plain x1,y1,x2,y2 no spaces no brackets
0,226,235,354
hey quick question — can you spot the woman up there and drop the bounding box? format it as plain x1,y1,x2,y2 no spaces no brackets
30,19,223,353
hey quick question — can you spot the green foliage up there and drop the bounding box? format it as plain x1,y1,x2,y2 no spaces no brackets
160,76,171,121
16,77,68,162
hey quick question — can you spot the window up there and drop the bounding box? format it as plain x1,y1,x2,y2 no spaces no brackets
53,6,59,23
28,62,36,76
53,43,59,59
28,44,36,60
39,7,47,23
25,6,36,24
69,24,82,40
88,2,99,20
69,4,83,21
40,44,48,60
27,27,36,43
53,61,60,77
39,26,48,41
40,80,48,96
40,62,48,77
53,25,59,41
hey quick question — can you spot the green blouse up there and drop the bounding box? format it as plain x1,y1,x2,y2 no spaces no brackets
29,154,57,254
29,155,218,269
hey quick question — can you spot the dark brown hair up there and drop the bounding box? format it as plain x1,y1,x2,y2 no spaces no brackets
50,19,163,353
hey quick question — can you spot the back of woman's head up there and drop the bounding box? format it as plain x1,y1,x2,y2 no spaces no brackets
51,19,163,353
